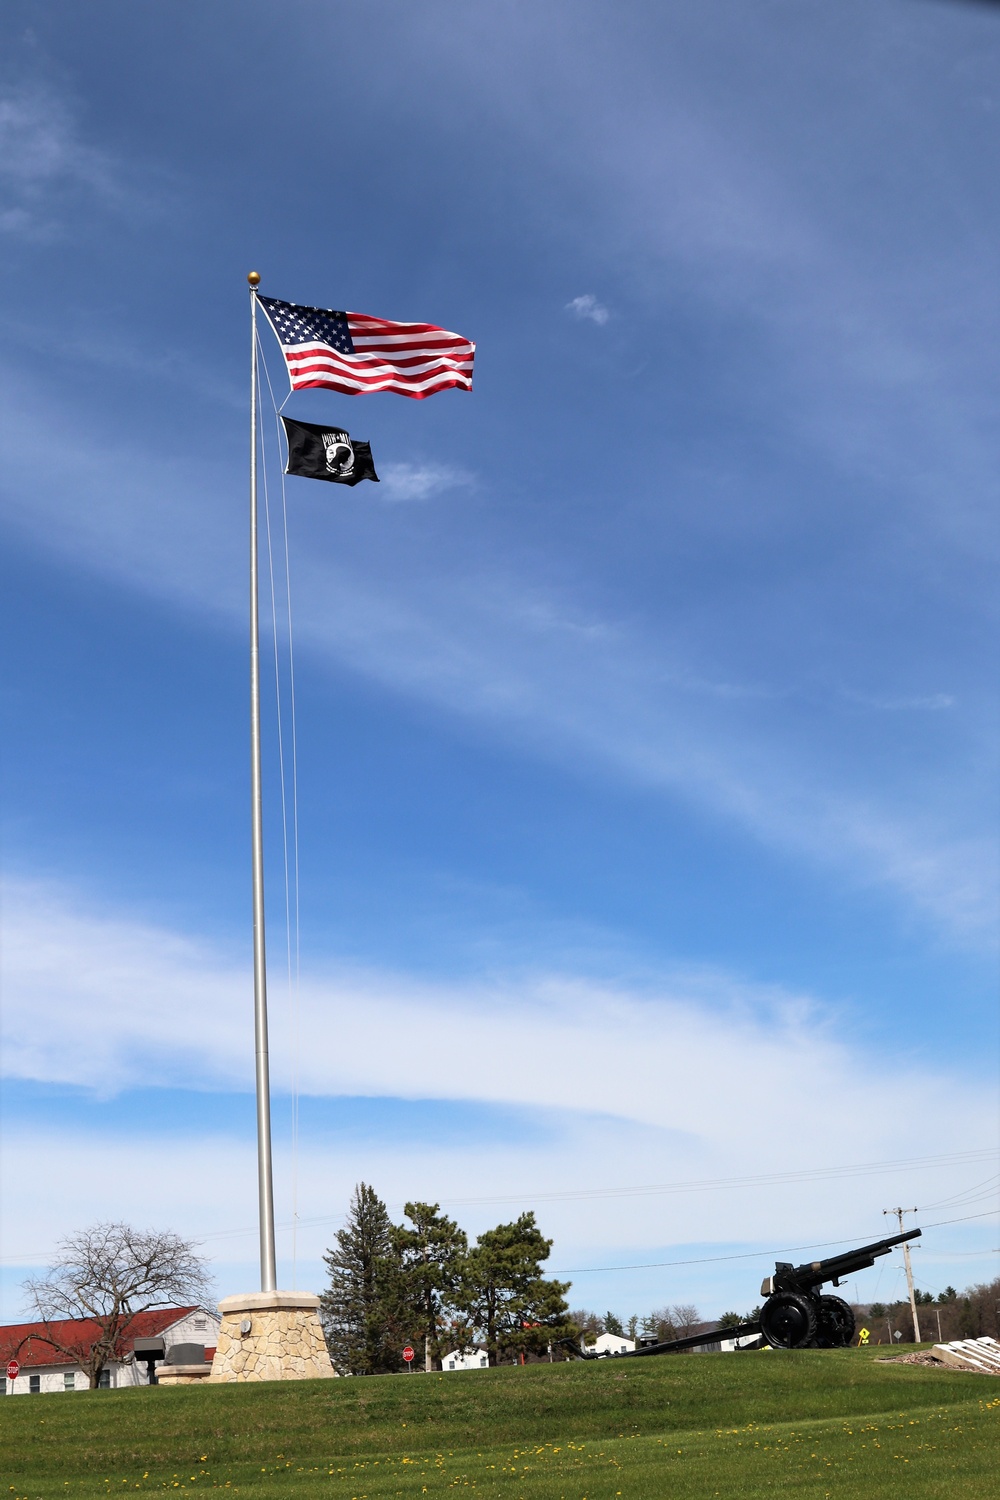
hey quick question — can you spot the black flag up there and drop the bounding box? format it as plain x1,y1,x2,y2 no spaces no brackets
280,416,379,486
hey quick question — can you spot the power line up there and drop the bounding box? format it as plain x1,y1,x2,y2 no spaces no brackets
198,1145,998,1245
550,1211,1000,1276
2,1154,995,1267
430,1148,998,1209
919,1172,1000,1210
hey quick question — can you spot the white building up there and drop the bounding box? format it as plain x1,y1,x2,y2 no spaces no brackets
2,1306,220,1393
717,1331,764,1352
581,1332,636,1357
441,1346,490,1371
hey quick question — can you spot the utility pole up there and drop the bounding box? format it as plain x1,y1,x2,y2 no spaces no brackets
884,1208,921,1342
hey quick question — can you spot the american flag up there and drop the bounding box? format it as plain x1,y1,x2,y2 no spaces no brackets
256,295,475,399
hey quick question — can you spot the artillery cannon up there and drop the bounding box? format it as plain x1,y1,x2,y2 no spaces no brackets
756,1228,920,1348
578,1227,921,1358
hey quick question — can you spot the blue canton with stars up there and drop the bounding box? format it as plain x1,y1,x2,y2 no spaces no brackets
257,295,355,354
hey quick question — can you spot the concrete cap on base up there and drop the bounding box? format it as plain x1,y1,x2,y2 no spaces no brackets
217,1290,321,1314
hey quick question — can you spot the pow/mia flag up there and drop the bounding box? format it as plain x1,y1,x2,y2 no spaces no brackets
280,416,379,486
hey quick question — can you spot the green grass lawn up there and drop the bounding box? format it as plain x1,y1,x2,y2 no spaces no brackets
3,1347,998,1499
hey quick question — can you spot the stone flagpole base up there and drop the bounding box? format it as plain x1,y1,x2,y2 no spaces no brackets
209,1291,337,1382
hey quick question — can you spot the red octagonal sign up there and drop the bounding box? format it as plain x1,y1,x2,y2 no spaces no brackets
6,1360,19,1382
402,1346,415,1363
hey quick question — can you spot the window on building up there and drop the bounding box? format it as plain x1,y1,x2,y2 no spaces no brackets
97,1369,111,1389
64,1373,75,1391
29,1375,40,1394
193,1317,207,1329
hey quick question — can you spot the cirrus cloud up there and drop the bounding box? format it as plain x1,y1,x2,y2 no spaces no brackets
566,293,610,326
378,461,475,502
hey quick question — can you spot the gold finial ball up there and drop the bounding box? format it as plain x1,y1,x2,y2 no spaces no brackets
247,271,261,286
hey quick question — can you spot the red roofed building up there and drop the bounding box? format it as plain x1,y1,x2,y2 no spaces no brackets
1,1306,219,1393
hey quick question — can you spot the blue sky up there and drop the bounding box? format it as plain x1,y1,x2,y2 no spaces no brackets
1,0,998,1325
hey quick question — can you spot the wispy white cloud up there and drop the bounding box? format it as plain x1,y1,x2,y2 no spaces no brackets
2,874,991,1157
566,293,609,326
3,1115,992,1319
0,85,123,238
0,306,243,408
378,461,475,502
0,13,995,951
433,6,1000,569
843,690,956,713
0,361,993,946
0,873,993,1311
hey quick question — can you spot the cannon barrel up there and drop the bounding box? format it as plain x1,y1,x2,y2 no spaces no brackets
762,1228,921,1297
576,1319,763,1359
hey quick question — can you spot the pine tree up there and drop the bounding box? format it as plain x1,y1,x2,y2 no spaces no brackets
393,1202,467,1371
453,1211,573,1366
320,1183,405,1375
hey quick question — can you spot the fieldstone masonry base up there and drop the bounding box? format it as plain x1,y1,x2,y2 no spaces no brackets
209,1291,336,1383
157,1363,213,1386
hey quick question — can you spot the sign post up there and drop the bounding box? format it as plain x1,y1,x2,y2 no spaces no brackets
6,1359,20,1391
402,1345,415,1372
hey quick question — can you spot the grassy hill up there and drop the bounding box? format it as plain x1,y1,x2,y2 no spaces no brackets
3,1346,998,1499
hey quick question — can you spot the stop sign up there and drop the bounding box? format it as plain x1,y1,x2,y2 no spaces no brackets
6,1360,19,1382
402,1345,415,1363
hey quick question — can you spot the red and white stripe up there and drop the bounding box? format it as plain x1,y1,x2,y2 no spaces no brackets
282,313,474,399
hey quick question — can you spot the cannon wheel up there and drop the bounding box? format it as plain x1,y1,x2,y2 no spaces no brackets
816,1294,855,1348
759,1292,818,1349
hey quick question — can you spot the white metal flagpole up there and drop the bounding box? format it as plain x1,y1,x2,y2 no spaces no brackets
247,270,278,1292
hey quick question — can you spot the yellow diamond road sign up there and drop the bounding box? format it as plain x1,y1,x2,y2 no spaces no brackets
858,1328,870,1344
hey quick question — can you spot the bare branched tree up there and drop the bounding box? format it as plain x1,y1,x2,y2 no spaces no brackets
670,1303,701,1340
20,1221,211,1388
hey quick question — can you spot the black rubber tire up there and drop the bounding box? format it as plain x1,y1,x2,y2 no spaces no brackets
759,1292,818,1349
816,1294,855,1348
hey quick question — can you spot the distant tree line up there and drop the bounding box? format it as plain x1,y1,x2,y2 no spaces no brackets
571,1303,708,1345
320,1184,575,1375
868,1279,1000,1344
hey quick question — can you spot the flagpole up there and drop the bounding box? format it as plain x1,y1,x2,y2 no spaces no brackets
247,270,277,1293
